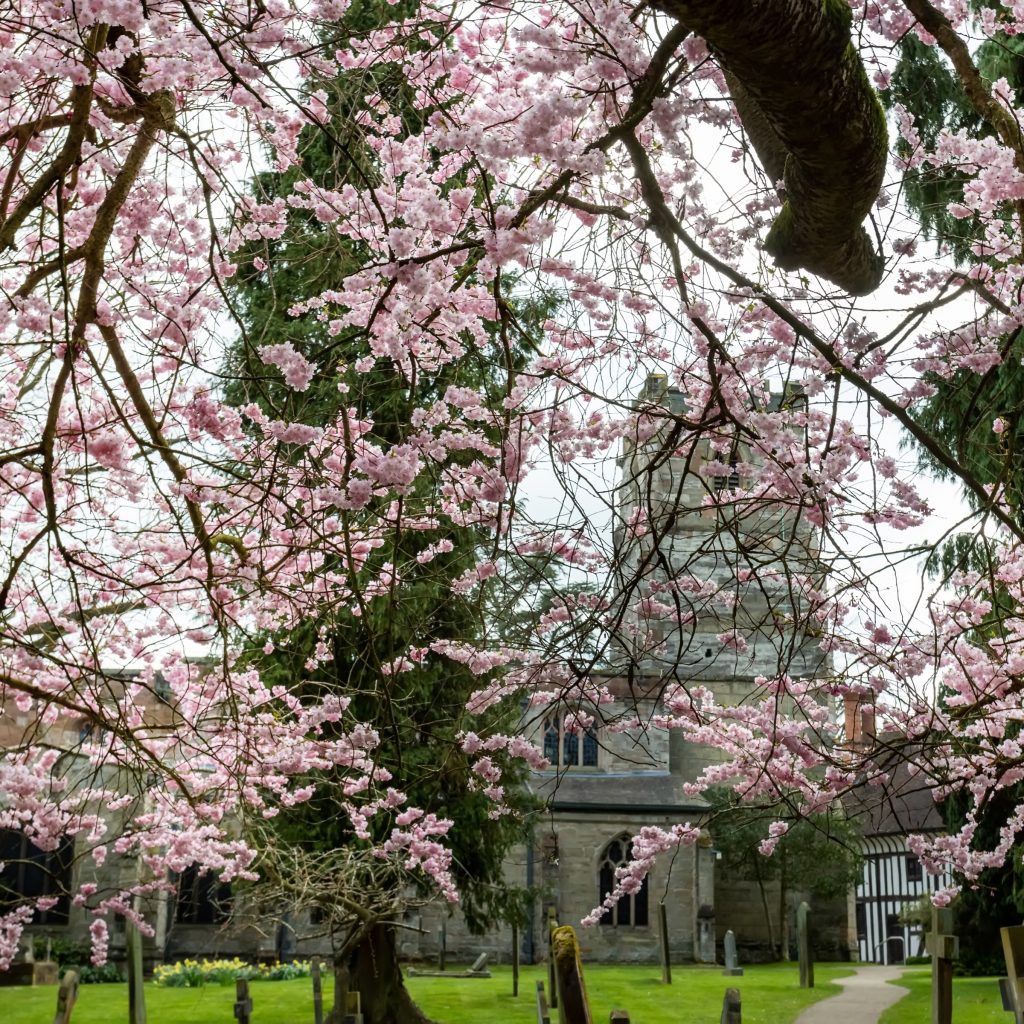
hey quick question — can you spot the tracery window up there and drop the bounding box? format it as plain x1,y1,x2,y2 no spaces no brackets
598,835,648,927
542,714,598,767
0,830,73,924
175,864,232,925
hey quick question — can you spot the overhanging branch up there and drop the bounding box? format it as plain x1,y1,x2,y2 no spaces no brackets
654,0,888,295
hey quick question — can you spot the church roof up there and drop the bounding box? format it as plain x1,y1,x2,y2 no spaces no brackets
533,769,707,816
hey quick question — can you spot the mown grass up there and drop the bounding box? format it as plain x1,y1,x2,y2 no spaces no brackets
3,962,856,1024
878,967,1005,1024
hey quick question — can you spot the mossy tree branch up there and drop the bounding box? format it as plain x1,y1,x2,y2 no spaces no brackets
654,0,888,295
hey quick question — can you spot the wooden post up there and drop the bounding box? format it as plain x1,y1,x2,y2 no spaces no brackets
536,979,552,1024
512,921,520,998
551,925,593,1024
233,978,253,1024
658,902,671,984
312,957,324,1024
333,962,350,1024
927,906,957,1024
797,902,813,989
547,907,559,1010
720,987,741,1024
52,969,79,1024
126,922,147,1024
1001,925,1024,1024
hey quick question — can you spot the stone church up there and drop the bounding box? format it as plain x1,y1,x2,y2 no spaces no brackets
409,374,855,965
2,374,856,967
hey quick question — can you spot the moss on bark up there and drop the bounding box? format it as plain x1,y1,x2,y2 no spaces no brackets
653,0,888,295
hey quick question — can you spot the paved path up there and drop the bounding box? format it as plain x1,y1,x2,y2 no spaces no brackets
793,966,909,1024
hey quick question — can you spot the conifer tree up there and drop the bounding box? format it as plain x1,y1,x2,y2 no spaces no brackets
885,11,1024,967
221,4,548,1019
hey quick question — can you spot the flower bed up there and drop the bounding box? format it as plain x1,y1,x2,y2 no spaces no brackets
154,959,312,987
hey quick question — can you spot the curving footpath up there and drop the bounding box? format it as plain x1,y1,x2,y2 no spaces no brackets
794,966,909,1024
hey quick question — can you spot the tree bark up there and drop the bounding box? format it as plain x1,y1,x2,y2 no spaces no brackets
752,857,778,960
652,0,888,295
779,848,790,962
345,925,437,1024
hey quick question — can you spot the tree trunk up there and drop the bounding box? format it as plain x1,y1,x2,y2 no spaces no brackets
752,858,777,960
778,849,790,962
345,924,436,1024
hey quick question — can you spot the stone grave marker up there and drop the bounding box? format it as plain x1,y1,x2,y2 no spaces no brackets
234,978,253,1024
551,925,593,1024
437,920,447,972
406,952,490,979
658,903,671,984
535,979,552,1024
720,987,741,1024
1001,977,1019,1019
52,969,79,1024
1,934,58,987
1002,925,1024,1024
342,991,364,1024
127,921,147,1024
797,902,814,989
723,929,743,977
926,905,957,1024
609,1011,631,1023
312,956,324,1024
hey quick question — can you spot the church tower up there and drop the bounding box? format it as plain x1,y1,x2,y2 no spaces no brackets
611,372,826,695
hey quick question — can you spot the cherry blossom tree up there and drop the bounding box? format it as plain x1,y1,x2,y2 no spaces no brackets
4,0,1024,1012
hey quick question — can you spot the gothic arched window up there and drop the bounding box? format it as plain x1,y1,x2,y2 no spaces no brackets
542,714,598,768
598,836,648,927
175,864,232,925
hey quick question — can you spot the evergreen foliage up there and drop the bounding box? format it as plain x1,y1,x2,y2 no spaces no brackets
222,0,550,937
886,5,1024,963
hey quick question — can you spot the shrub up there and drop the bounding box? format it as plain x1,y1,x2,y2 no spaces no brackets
77,963,126,984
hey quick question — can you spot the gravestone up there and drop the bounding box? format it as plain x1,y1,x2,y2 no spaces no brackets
658,903,671,984
723,930,743,977
1002,924,1024,1024
437,920,447,972
312,957,324,1024
52,969,78,1024
536,979,552,1024
926,905,957,1024
609,1012,631,1023
797,902,814,989
406,952,491,980
342,992,364,1024
551,925,593,1024
697,903,716,963
234,978,253,1024
126,922,147,1024
721,987,741,1024
0,936,58,987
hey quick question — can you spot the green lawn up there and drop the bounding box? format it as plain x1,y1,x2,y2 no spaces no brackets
878,968,1005,1024
3,963,855,1024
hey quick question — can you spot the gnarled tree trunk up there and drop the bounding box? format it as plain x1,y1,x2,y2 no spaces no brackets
343,924,436,1024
